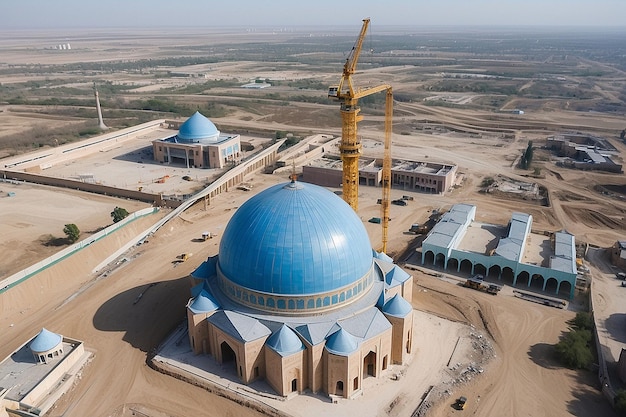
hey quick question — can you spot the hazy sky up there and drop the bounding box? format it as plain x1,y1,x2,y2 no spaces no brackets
2,0,626,29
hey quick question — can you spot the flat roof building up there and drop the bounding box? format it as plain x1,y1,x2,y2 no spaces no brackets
0,329,90,417
303,156,457,195
153,112,241,169
422,204,576,299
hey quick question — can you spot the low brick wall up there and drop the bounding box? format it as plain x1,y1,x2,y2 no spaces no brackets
0,170,162,205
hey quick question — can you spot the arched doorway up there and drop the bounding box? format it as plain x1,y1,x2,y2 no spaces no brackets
501,267,515,286
516,271,530,287
423,250,435,265
434,253,446,268
558,280,572,298
447,258,459,272
488,265,501,280
220,341,237,377
335,380,344,396
544,277,559,294
529,274,544,291
474,263,487,276
459,259,473,275
363,351,377,378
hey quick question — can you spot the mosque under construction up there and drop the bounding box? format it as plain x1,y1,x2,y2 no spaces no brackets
186,178,414,399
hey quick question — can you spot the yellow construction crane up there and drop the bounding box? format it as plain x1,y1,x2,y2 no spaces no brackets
328,18,393,253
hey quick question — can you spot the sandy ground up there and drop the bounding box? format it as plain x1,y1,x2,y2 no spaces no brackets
0,181,151,279
1,34,625,414
0,164,620,417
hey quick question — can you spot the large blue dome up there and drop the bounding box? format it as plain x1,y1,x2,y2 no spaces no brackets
218,181,373,297
178,111,220,142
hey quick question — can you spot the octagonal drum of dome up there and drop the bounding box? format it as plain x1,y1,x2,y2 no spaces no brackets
218,181,373,299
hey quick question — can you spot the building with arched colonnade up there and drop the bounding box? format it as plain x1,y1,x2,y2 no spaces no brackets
421,203,577,299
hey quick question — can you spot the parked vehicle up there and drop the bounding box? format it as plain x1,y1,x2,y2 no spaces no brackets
455,396,467,410
464,277,501,295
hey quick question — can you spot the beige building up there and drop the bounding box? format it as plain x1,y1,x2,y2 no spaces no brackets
303,156,457,194
0,329,90,416
153,112,241,169
186,180,413,399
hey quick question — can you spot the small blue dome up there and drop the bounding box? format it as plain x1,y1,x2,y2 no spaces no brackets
189,290,220,314
325,328,359,355
218,181,373,296
266,324,304,356
178,111,220,142
382,294,412,317
30,328,62,353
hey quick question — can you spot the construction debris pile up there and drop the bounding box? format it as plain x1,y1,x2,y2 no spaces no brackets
414,328,496,416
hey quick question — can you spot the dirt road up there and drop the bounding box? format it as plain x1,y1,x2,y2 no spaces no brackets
413,274,615,417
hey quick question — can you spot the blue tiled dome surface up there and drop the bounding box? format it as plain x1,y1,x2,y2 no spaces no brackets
178,111,219,141
30,328,62,352
218,181,373,295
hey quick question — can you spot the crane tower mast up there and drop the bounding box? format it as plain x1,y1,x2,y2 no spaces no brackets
329,18,393,252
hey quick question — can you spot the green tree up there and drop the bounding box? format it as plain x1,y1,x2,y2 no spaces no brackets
63,224,80,243
570,311,593,331
111,206,129,223
554,329,593,369
615,389,626,417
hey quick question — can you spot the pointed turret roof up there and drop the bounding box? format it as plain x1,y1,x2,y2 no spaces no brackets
30,328,62,353
266,324,304,356
325,328,359,356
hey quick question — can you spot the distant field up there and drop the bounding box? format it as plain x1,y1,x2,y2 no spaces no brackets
1,26,625,155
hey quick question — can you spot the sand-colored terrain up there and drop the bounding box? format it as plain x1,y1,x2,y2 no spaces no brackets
1,27,625,417
0,160,621,417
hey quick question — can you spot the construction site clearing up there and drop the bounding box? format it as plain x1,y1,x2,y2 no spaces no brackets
0,113,623,417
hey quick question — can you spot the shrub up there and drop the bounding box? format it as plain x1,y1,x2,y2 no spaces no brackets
111,207,129,223
480,177,495,188
554,329,593,369
570,311,593,331
63,224,80,243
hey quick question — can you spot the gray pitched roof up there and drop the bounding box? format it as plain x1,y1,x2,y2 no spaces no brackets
495,212,531,261
339,307,391,340
207,310,271,342
295,321,339,346
550,230,576,273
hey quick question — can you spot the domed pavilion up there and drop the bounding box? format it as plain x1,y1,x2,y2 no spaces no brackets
152,111,241,169
187,179,413,399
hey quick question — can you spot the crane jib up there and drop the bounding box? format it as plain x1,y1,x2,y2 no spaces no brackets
328,18,394,253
